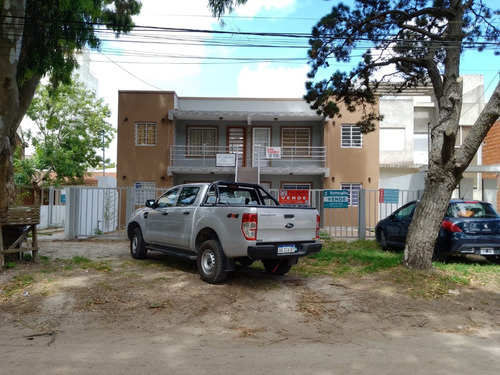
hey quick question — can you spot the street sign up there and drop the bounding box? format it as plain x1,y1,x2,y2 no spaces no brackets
379,188,399,204
324,190,349,208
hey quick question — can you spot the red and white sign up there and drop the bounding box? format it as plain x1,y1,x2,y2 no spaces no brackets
279,189,309,206
266,147,281,159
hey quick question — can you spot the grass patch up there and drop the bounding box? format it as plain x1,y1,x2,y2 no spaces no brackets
2,274,35,298
63,256,112,272
293,239,500,299
294,239,402,277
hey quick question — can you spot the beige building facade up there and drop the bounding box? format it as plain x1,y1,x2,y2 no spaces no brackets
117,90,379,201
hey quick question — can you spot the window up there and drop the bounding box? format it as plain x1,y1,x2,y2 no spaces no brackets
134,181,156,206
341,125,362,148
395,202,417,219
187,127,217,156
135,123,157,146
176,187,200,207
157,187,180,208
282,183,311,190
341,183,362,207
281,128,311,156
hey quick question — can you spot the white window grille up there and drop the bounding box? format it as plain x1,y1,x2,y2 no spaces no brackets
341,183,362,207
135,123,157,146
341,125,362,148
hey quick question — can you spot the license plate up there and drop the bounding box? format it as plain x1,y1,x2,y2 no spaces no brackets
480,248,495,255
278,245,297,254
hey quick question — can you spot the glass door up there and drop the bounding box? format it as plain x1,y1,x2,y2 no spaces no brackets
252,128,271,167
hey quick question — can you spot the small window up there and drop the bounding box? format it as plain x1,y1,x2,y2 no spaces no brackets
341,183,362,207
341,125,362,148
135,123,157,146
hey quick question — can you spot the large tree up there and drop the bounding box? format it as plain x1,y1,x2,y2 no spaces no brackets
16,76,114,186
0,0,141,208
209,0,500,269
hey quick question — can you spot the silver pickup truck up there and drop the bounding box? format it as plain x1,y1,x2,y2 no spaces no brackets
127,181,322,283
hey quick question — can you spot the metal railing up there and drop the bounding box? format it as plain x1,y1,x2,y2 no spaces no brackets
170,145,243,167
254,146,327,168
170,145,327,168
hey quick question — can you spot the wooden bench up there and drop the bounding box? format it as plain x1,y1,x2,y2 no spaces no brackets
0,206,40,266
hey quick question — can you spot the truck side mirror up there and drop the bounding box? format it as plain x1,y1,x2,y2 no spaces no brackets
145,199,156,208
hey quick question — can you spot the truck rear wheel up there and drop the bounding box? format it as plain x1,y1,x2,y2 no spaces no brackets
130,227,148,259
197,240,227,283
262,259,292,276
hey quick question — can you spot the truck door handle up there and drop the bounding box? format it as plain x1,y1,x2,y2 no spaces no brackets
162,212,168,216
183,211,190,215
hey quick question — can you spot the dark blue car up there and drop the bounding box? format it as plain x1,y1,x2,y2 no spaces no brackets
375,199,500,263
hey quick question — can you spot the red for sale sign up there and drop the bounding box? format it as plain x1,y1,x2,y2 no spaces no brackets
279,189,310,206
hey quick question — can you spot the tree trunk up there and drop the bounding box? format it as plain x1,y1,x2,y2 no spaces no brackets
0,1,28,210
404,81,500,269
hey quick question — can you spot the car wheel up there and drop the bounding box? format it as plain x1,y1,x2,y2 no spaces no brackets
130,227,147,259
262,259,292,276
486,255,500,265
432,245,448,262
378,230,389,251
197,240,228,283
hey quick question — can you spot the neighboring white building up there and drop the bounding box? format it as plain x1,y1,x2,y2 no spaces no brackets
378,74,497,201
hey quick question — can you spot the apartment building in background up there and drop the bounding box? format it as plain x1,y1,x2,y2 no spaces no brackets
116,91,380,197
378,74,499,205
116,74,495,213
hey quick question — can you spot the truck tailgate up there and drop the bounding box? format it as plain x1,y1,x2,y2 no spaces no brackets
256,207,318,242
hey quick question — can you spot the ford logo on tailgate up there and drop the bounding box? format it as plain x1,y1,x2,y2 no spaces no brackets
284,223,294,229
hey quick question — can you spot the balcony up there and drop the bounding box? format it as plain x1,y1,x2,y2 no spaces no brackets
168,145,328,176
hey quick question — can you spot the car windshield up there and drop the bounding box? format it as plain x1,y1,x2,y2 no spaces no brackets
446,202,500,219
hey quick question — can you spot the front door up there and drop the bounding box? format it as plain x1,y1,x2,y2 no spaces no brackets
228,127,245,167
252,128,271,167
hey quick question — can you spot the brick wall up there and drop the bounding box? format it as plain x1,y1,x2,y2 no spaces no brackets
482,119,500,211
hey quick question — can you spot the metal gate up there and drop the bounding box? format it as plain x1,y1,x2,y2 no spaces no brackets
60,186,420,240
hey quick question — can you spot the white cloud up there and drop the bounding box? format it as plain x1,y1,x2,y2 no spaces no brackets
237,62,309,97
234,0,296,17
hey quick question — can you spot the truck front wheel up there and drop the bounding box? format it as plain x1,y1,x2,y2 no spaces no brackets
262,259,292,276
197,240,228,284
130,227,147,259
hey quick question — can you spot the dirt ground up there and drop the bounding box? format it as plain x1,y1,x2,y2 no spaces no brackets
1,234,499,375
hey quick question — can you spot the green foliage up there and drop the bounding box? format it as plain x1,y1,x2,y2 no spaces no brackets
18,0,142,87
18,76,115,185
303,0,500,132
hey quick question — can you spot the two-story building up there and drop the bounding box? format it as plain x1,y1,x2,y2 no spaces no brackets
378,74,499,203
116,91,380,200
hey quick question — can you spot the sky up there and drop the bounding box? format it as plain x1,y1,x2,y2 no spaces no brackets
84,0,499,164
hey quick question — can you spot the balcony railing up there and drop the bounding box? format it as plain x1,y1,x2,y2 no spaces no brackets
170,145,326,169
170,145,243,167
253,146,326,168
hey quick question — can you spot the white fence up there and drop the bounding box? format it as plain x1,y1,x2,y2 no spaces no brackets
40,186,422,240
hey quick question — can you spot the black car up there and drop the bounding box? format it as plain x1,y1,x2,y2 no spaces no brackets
375,199,500,263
